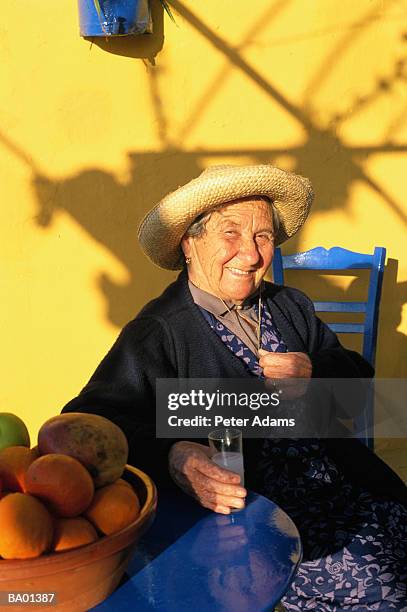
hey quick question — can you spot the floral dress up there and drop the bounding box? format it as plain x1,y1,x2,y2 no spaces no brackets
199,304,407,611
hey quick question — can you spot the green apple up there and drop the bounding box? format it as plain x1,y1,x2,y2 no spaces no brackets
0,413,30,451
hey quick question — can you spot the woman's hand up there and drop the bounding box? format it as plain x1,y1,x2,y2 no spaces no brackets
168,441,247,514
258,350,312,378
258,350,312,399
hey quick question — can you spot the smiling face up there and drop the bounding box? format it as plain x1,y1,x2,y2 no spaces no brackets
181,197,275,304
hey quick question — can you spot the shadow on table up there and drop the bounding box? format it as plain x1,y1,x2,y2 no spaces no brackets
126,488,212,574
126,487,262,574
107,491,300,612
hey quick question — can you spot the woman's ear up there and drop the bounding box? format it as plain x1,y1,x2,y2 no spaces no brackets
181,235,192,258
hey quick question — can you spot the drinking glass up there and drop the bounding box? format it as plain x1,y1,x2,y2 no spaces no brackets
208,428,244,486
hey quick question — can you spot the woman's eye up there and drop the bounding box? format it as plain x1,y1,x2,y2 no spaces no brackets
256,234,270,241
256,234,274,245
224,230,238,237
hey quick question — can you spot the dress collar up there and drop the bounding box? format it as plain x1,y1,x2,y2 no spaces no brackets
188,279,261,316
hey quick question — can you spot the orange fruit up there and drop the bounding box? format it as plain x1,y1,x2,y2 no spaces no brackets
85,481,140,535
115,477,133,489
0,445,39,492
0,493,53,559
51,517,98,552
25,454,94,518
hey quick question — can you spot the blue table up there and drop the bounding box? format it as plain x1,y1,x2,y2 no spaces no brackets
94,490,302,612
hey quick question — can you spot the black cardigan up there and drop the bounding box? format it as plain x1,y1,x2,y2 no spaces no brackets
62,271,407,504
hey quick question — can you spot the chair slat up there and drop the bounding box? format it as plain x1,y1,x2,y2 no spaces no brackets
282,246,375,270
327,323,365,334
314,301,366,313
272,245,386,451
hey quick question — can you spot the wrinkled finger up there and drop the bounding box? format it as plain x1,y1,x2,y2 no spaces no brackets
200,499,231,514
258,352,289,367
203,489,246,510
194,458,243,485
263,367,295,379
184,472,246,505
194,472,247,498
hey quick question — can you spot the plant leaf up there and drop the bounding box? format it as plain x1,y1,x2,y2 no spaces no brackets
93,0,104,21
159,0,177,24
92,0,108,34
92,0,176,31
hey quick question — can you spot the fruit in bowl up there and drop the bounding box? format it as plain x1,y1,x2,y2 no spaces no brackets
38,413,129,487
0,492,54,559
0,450,146,558
52,517,98,552
0,465,157,611
0,413,30,451
0,445,38,492
0,411,157,609
25,454,95,517
85,479,141,535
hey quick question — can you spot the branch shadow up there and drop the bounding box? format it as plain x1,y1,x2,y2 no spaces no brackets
31,151,206,326
29,133,407,331
375,258,407,378
1,1,405,368
279,258,407,378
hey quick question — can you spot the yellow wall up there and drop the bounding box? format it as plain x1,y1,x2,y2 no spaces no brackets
1,0,406,440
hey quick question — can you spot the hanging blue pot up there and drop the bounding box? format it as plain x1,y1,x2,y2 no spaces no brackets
78,0,152,37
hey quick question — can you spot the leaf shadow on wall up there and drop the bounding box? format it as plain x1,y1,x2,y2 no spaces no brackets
31,151,205,325
281,260,407,378
374,259,407,378
30,131,407,344
3,0,404,374
29,147,407,385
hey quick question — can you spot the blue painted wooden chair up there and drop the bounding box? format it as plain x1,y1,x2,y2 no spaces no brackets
272,246,386,449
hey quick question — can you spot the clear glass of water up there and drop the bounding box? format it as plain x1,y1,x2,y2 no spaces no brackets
208,428,244,486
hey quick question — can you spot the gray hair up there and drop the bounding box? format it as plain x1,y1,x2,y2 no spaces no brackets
185,197,280,239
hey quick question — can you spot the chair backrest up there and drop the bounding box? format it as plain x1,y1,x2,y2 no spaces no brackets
272,246,386,367
272,246,386,450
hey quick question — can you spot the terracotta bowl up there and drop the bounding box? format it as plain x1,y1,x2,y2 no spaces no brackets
0,465,157,611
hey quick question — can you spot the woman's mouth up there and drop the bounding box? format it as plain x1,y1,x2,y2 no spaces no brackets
226,267,254,277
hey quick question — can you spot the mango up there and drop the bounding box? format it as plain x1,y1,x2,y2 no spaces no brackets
37,413,128,487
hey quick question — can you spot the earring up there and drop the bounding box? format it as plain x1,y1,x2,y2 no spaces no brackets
185,257,191,264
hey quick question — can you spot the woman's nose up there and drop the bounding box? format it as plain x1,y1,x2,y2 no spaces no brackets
238,236,260,264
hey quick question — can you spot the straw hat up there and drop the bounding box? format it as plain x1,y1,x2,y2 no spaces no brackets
138,164,314,270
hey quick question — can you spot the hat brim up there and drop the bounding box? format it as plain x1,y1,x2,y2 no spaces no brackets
138,164,314,270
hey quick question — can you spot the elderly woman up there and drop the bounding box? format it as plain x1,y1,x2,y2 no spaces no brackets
63,165,406,611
